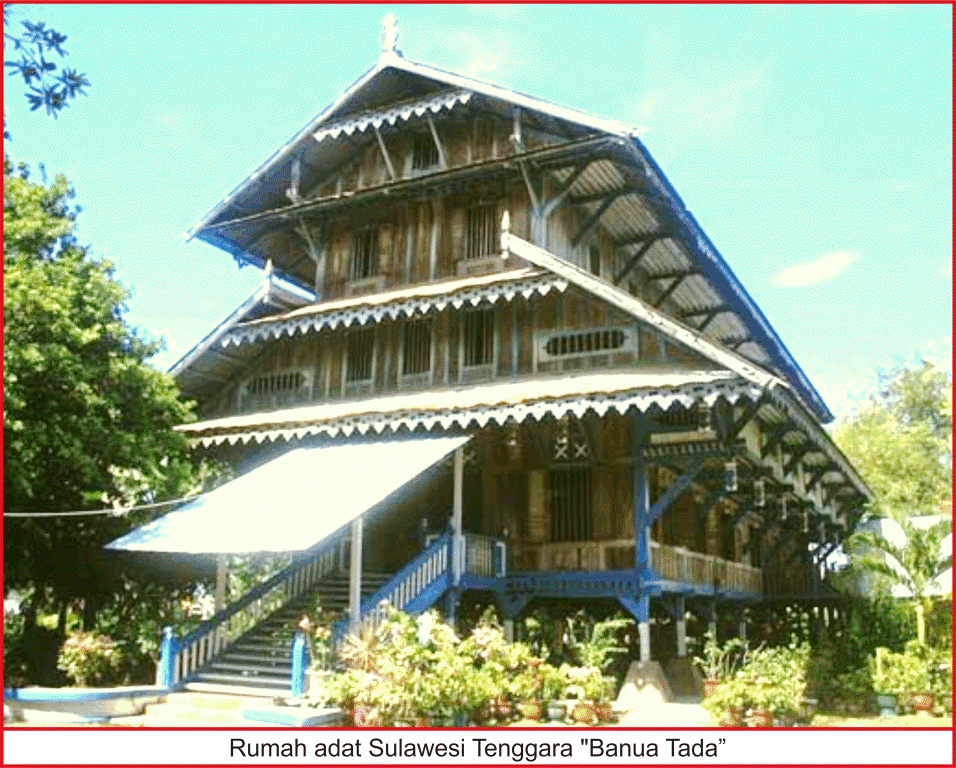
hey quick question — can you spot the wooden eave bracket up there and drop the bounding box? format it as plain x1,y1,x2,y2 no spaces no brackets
647,457,706,525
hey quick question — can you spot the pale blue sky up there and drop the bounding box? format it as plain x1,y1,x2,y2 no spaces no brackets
4,4,951,422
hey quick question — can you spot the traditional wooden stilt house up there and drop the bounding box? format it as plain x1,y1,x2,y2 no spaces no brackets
108,19,870,697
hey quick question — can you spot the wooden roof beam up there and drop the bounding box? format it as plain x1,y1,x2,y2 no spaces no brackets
695,307,730,332
373,125,397,181
679,305,731,322
425,114,449,170
651,274,686,309
542,160,590,218
782,445,810,477
647,267,702,282
613,232,670,285
761,425,794,459
570,189,624,247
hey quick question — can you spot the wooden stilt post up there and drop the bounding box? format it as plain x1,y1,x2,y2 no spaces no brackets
675,596,687,657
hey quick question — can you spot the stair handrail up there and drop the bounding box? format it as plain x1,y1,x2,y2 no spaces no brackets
158,531,347,688
332,532,451,645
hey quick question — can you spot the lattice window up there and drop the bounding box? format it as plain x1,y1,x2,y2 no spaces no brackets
548,469,593,543
401,317,433,376
246,371,306,396
345,326,375,382
412,132,439,170
466,203,497,260
462,306,494,367
350,228,378,281
543,327,628,359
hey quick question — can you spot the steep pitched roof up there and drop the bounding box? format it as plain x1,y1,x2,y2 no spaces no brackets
182,48,832,423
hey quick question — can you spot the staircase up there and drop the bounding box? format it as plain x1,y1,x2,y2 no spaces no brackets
181,570,391,697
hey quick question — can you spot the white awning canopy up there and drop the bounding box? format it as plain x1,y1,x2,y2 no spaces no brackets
105,435,468,555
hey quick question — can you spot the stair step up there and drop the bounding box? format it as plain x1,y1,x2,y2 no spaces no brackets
162,691,277,710
208,661,292,675
198,671,289,685
216,652,290,664
181,681,290,698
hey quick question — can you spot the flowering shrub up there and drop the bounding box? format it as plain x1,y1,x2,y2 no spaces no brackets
56,632,123,687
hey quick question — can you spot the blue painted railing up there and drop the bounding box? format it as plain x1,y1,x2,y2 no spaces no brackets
500,569,639,600
332,533,452,645
158,536,347,689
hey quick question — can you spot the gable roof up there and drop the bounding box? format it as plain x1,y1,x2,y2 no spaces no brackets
182,48,833,423
169,277,312,401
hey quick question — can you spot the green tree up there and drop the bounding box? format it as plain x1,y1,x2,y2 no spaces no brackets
834,358,952,518
3,10,89,122
3,159,204,636
846,510,952,645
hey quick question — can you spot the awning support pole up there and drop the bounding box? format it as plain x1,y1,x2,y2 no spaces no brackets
349,516,363,635
452,446,464,585
215,554,227,612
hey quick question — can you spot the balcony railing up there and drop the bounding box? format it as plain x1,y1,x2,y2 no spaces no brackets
524,539,762,595
650,542,762,595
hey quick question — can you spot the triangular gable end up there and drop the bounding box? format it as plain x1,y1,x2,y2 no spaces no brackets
501,228,783,394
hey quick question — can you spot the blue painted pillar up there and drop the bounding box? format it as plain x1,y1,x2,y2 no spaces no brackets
632,415,651,662
632,416,649,573
158,626,178,689
291,630,307,698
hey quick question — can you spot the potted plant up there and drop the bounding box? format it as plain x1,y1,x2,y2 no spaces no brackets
512,667,544,721
701,677,747,727
693,633,744,697
902,640,934,715
539,663,568,722
593,675,617,723
870,647,904,716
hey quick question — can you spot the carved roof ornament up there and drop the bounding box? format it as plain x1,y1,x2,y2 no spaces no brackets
379,13,403,62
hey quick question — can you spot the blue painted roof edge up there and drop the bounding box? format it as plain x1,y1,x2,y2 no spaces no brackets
624,134,834,424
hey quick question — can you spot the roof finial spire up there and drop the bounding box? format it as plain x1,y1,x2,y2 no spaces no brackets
380,12,402,61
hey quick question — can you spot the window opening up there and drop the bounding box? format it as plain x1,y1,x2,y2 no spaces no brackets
412,132,439,170
346,326,375,382
401,317,432,376
246,371,306,396
548,469,593,543
350,228,378,281
466,203,497,260
544,328,626,358
462,307,494,367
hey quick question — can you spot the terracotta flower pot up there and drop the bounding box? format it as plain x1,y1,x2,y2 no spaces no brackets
718,709,742,727
594,701,613,722
517,700,543,721
702,679,720,698
747,709,773,728
910,692,934,714
494,697,514,720
571,701,596,725
353,703,371,727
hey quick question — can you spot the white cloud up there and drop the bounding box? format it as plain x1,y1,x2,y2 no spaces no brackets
774,250,860,288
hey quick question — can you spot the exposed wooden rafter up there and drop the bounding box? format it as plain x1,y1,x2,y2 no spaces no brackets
571,189,624,247
425,114,449,169
613,232,670,285
373,125,397,181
